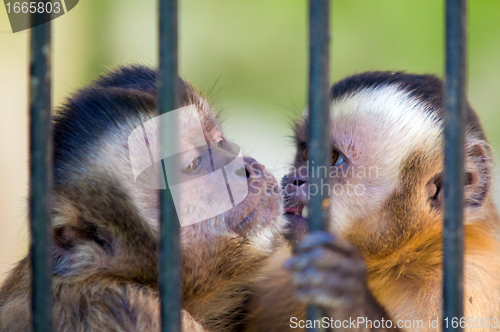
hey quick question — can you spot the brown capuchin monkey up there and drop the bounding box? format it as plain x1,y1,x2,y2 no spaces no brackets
0,65,287,332
247,71,500,332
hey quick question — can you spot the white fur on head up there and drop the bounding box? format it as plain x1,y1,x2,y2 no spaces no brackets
326,85,443,233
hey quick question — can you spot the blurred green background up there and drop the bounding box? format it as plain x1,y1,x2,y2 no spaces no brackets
1,0,500,282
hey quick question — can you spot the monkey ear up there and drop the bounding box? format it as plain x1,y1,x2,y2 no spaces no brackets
53,221,112,253
52,220,113,275
426,141,491,211
53,225,80,254
426,174,443,210
463,141,491,208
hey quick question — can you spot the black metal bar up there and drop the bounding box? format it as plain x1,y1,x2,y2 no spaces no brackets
307,0,330,331
29,4,53,332
308,0,331,232
158,0,181,331
443,0,466,331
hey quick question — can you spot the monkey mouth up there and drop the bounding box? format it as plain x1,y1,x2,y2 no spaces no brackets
284,205,309,219
284,205,309,228
283,204,309,243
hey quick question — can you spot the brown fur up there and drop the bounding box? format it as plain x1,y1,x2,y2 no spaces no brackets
0,66,286,332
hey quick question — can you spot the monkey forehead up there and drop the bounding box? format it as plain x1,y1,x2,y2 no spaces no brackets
127,105,216,154
177,105,220,147
330,85,443,170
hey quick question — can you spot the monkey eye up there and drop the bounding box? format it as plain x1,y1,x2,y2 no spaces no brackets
183,156,202,173
302,148,344,166
217,141,224,149
332,151,344,166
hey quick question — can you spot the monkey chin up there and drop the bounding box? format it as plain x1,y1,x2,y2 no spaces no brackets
283,205,309,245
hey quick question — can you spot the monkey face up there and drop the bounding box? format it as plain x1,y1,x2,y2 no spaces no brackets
171,133,283,244
128,103,281,231
282,81,446,249
173,114,282,233
283,72,493,254
126,105,283,237
173,146,282,234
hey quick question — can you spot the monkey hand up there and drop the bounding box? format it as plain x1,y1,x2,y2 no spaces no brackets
285,231,369,313
285,231,401,331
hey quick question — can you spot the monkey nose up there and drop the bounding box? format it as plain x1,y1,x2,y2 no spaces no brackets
292,178,306,186
281,166,308,190
235,166,249,178
240,157,264,179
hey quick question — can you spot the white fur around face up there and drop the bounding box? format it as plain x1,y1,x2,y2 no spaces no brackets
326,86,443,234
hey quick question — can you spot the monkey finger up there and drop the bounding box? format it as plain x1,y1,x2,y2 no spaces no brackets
285,248,325,271
292,231,335,254
293,232,357,258
292,271,363,301
289,245,364,275
295,279,365,310
294,287,345,308
292,266,355,291
292,266,325,286
286,247,348,272
305,251,359,272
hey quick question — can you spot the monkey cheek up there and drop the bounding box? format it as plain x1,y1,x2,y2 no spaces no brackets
174,157,283,234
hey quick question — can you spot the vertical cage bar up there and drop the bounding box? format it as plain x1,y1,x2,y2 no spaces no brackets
307,0,330,331
158,0,182,331
443,0,466,331
29,5,53,332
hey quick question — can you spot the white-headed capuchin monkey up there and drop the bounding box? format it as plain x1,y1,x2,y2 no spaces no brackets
247,71,500,332
0,65,287,332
